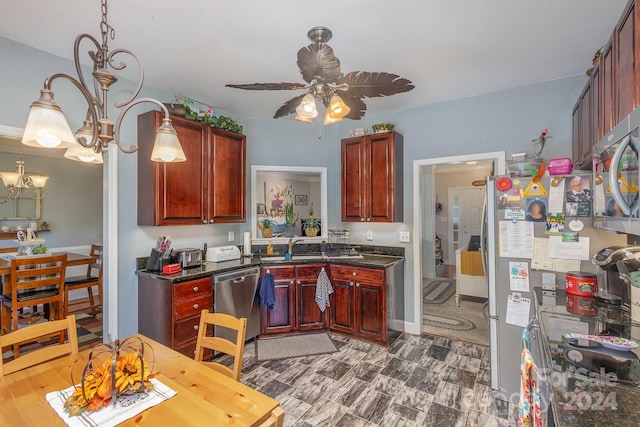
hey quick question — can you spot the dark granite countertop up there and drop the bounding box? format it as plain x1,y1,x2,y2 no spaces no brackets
533,288,640,426
136,253,404,283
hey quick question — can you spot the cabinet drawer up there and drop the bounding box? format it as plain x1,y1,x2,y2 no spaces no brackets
330,265,385,283
175,316,203,345
296,264,325,280
175,295,212,320
262,265,295,280
174,278,212,300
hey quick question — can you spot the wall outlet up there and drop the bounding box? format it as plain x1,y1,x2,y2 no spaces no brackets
228,231,234,241
366,230,374,241
399,231,410,243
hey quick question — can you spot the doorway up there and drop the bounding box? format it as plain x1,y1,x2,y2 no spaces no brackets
411,152,506,344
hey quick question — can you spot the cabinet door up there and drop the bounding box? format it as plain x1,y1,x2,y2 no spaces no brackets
579,83,592,161
261,279,296,334
367,132,403,222
137,111,206,225
591,65,601,142
617,2,637,120
330,279,355,334
355,281,386,342
601,42,616,135
297,279,328,330
341,137,366,222
572,102,581,162
207,129,246,223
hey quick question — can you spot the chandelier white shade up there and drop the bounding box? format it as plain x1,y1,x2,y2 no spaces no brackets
0,157,49,199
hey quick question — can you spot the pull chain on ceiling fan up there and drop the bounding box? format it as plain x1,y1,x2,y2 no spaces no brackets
226,27,415,124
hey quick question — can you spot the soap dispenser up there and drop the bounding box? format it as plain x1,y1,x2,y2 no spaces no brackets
266,241,274,256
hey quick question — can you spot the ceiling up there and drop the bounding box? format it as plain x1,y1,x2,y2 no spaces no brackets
0,1,628,121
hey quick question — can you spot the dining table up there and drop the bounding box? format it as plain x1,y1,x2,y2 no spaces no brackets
0,334,284,426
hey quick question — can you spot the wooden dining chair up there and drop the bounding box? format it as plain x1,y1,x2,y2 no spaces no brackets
0,314,78,377
194,310,247,381
0,253,67,357
64,244,103,318
257,407,285,427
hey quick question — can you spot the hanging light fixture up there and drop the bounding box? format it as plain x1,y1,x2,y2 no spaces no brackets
0,156,49,199
328,94,350,119
295,94,318,119
21,0,185,163
323,108,343,125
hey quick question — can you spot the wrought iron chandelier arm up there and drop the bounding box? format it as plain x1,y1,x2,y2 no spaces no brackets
42,73,101,150
113,98,171,154
73,33,105,108
108,48,144,108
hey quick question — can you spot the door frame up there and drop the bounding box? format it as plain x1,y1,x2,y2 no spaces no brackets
409,151,505,335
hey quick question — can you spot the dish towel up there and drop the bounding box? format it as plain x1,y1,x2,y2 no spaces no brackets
259,272,276,309
315,268,333,312
46,377,176,427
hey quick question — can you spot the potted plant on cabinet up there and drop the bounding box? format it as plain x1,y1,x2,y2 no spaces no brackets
302,203,320,237
257,218,274,238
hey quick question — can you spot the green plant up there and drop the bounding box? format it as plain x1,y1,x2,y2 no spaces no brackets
258,218,273,229
303,216,320,232
32,244,47,254
184,106,243,134
284,202,299,225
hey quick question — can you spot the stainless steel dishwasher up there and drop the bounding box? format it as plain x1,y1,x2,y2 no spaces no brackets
212,266,261,342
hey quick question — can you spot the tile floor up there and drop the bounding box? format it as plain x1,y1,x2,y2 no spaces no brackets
221,333,518,426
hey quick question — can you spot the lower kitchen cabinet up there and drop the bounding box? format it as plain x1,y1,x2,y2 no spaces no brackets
260,266,296,334
138,276,213,358
259,263,388,344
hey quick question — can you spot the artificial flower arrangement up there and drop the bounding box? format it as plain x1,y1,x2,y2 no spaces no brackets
532,128,552,159
63,337,154,417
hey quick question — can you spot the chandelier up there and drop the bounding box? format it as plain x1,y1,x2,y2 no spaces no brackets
0,156,48,199
294,87,351,125
21,0,186,164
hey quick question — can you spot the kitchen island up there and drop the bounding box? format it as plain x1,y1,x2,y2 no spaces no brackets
533,288,640,426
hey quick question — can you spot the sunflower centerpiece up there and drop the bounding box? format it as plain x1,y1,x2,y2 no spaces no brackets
64,336,155,417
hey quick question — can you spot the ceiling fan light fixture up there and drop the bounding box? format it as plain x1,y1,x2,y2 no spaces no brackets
295,113,314,123
323,108,343,125
328,94,350,119
295,94,318,118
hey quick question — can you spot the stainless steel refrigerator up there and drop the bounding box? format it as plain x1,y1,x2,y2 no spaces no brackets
483,172,626,402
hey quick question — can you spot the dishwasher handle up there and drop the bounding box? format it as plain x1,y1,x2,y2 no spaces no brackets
213,267,260,283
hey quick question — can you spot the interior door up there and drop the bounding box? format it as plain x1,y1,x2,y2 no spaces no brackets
448,186,485,260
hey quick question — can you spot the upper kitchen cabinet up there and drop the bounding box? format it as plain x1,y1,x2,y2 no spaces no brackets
341,132,403,223
616,1,637,120
600,41,615,137
137,111,246,226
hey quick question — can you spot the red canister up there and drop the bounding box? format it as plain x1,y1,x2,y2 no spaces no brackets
565,271,598,296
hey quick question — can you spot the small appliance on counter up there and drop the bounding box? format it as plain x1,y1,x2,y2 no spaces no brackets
593,245,640,309
565,271,598,296
206,245,241,263
171,248,203,269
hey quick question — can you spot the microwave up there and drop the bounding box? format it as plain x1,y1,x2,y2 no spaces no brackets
593,121,640,235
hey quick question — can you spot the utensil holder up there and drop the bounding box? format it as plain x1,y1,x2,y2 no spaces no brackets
147,248,170,271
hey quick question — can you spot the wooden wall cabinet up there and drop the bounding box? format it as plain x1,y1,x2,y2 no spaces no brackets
341,131,403,223
138,276,213,358
137,111,246,226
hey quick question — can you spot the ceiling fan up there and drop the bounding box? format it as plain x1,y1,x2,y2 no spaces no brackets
226,27,415,124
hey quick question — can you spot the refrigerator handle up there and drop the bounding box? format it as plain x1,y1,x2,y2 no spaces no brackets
480,193,488,279
609,134,634,216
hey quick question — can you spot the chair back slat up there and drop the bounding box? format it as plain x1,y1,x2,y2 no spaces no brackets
195,310,247,381
0,315,78,376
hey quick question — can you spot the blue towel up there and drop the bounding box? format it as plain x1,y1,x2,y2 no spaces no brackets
259,272,276,309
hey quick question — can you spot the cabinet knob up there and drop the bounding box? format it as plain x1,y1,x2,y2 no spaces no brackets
193,303,199,310
209,219,214,224
356,282,360,288
289,280,295,285
360,218,365,222
202,220,207,224
193,325,199,331
352,272,357,276
349,281,354,287
366,218,371,222
193,286,199,292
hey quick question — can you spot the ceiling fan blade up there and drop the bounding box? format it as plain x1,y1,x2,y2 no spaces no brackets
340,71,415,98
339,92,367,120
274,94,306,119
297,44,342,84
225,82,307,91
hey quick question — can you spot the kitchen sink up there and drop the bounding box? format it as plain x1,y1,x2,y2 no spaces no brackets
260,255,324,261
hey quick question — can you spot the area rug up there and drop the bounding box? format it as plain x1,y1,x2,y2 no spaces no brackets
423,279,455,304
423,312,476,331
256,333,338,361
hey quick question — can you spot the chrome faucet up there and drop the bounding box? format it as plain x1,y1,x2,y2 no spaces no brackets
288,238,304,255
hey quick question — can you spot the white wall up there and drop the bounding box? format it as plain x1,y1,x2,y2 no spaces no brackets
0,36,587,335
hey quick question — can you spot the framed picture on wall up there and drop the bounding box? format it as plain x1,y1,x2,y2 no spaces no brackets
295,195,308,205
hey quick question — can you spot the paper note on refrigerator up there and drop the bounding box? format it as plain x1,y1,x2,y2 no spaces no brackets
506,293,531,328
509,261,530,292
498,220,534,259
548,235,590,260
547,179,565,214
531,237,581,272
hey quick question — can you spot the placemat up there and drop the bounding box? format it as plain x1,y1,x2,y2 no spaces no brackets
46,378,176,427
